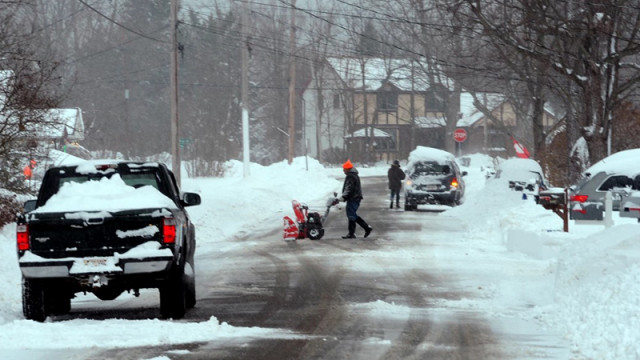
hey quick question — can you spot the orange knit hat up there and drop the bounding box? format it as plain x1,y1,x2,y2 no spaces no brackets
342,159,353,170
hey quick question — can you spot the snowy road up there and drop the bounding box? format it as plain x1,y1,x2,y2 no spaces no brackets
71,176,571,359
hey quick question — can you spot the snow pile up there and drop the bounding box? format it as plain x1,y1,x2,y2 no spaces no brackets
183,157,341,243
550,225,640,359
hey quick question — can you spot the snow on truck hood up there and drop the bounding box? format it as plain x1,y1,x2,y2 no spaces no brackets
32,174,177,214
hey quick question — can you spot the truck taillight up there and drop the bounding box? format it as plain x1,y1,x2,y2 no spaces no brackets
17,224,29,251
570,194,589,203
450,178,459,189
163,218,176,244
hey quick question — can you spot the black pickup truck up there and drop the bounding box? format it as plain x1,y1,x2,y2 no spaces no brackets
16,161,201,321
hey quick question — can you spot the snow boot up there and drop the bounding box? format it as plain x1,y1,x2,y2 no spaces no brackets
356,216,373,238
390,202,393,209
342,220,356,239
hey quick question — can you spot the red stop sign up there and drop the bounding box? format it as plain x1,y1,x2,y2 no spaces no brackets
453,128,467,143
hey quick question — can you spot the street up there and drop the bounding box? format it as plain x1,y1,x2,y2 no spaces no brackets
60,176,570,360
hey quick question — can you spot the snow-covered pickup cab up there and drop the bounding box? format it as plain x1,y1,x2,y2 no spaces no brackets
16,161,200,322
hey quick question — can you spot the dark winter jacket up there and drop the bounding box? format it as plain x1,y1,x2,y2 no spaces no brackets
341,168,363,202
388,164,406,192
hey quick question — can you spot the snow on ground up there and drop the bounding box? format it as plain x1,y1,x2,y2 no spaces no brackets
0,154,639,359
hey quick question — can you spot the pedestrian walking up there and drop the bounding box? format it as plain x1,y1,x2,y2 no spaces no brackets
335,159,373,239
388,159,405,208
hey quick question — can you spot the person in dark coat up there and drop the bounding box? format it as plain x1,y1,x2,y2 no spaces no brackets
387,159,405,208
336,159,373,239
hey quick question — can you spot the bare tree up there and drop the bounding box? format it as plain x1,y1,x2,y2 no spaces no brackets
0,1,63,193
452,0,640,168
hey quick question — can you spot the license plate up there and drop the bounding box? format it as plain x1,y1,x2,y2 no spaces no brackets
83,258,108,266
426,185,439,191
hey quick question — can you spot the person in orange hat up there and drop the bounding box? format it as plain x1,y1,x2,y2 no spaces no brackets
334,159,373,239
23,159,36,180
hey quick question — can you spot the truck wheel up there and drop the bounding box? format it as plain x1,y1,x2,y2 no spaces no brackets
22,277,47,322
160,267,187,319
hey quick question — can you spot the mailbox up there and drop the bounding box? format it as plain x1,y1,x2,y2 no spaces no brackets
535,188,569,232
536,189,567,209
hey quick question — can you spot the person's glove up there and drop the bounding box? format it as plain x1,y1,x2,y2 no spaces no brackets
332,198,340,206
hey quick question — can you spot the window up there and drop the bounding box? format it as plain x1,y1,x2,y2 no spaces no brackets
377,91,397,112
333,94,341,109
425,91,447,112
372,128,398,151
598,175,634,191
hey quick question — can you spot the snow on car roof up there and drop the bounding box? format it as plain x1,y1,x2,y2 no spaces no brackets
407,146,455,166
493,157,545,185
498,158,543,174
585,148,640,177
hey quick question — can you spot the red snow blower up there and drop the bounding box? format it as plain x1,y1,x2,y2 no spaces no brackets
283,192,338,240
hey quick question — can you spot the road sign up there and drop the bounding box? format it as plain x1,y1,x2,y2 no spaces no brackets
453,128,467,143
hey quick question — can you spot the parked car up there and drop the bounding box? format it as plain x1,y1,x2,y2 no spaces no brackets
569,148,640,221
620,190,640,222
403,146,467,210
494,158,548,195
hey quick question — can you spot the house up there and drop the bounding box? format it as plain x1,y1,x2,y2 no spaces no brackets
302,57,454,164
1,69,86,156
456,92,560,158
40,108,85,144
34,108,90,160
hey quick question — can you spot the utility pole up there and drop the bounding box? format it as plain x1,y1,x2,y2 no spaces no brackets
170,0,180,186
241,0,250,177
287,0,296,164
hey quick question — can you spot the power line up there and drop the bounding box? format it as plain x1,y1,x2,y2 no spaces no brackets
77,0,166,43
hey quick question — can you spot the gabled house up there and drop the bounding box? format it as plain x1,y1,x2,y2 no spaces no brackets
303,57,454,164
1,70,86,155
456,93,560,157
38,108,85,146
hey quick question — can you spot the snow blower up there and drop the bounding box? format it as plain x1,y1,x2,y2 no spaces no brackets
283,192,338,241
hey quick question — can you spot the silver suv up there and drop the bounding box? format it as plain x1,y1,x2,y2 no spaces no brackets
403,147,467,210
570,149,640,221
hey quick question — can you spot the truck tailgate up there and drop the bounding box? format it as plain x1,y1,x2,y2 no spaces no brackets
27,209,169,259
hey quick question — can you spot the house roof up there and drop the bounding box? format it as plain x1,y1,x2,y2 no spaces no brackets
457,92,561,128
28,108,84,141
344,127,392,138
327,57,453,92
457,92,506,127
0,69,85,142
